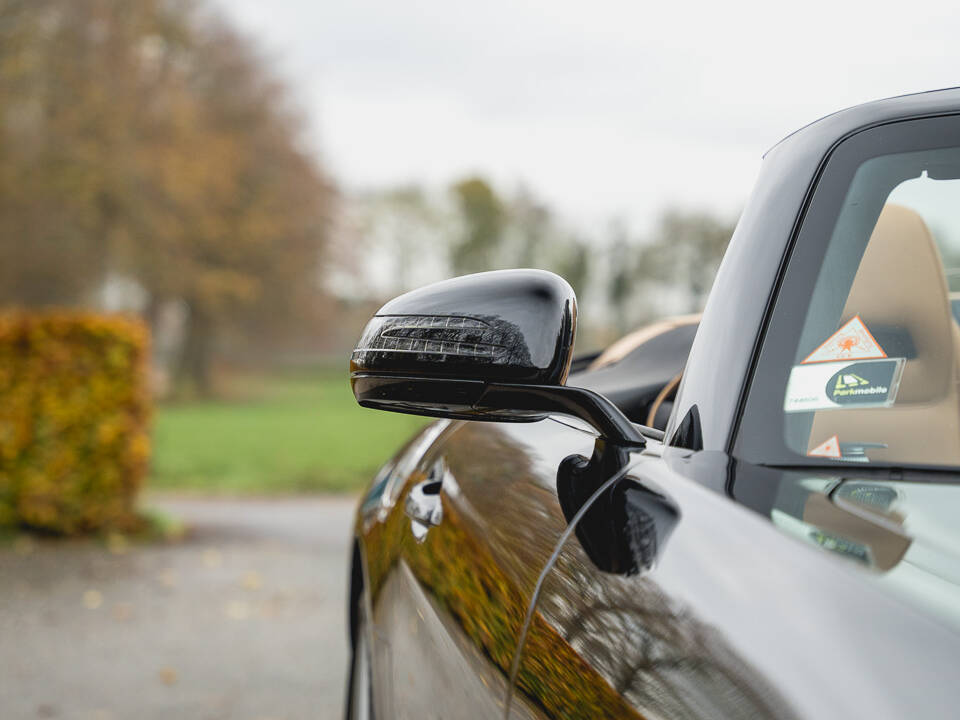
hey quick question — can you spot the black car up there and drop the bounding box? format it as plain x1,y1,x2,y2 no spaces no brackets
344,88,960,720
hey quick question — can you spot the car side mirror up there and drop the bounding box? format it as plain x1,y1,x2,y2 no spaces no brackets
350,269,649,448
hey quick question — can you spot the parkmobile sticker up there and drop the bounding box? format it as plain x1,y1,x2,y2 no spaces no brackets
784,358,905,413
802,316,887,364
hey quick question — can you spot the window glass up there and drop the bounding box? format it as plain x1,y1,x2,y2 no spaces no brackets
738,117,960,468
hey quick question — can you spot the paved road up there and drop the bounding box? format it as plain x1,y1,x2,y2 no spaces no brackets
0,496,357,720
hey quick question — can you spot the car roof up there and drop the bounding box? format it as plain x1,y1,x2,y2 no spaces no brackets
767,86,960,158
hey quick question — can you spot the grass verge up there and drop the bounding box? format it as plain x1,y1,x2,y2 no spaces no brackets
149,367,428,494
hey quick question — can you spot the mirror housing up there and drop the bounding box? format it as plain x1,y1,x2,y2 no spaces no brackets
351,269,576,386
351,269,648,447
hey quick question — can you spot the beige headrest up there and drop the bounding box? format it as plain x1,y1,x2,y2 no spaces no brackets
843,204,953,402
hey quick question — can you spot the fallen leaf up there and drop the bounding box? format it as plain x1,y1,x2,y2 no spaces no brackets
157,568,178,588
158,667,178,686
240,571,262,591
224,599,251,620
106,533,129,556
14,535,35,556
112,603,134,621
202,548,222,568
83,590,103,610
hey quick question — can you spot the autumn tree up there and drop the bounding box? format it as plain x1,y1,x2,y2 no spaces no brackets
0,0,133,305
0,0,331,394
117,11,330,392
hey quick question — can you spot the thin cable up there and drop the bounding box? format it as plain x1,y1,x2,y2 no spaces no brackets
502,460,634,718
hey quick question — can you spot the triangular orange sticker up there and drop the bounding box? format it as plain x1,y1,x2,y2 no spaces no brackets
801,315,887,364
808,435,841,459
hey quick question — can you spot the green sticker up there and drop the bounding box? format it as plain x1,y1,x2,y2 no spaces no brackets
785,358,905,413
826,360,900,405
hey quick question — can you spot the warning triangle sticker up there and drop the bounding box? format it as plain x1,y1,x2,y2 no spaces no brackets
808,434,841,459
801,315,887,364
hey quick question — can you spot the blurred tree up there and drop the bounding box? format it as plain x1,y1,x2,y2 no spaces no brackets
450,177,504,275
360,185,448,294
119,13,330,393
505,186,590,298
554,237,590,301
0,0,331,394
379,186,431,291
510,187,550,268
606,222,636,335
0,0,126,305
638,209,736,313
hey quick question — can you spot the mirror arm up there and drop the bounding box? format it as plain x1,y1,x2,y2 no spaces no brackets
481,384,648,448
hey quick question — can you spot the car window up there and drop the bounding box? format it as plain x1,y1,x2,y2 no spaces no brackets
738,115,960,468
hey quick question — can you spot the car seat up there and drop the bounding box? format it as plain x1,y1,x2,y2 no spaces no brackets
809,204,960,465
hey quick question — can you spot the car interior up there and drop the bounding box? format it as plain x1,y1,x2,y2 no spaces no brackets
570,316,700,431
809,203,960,465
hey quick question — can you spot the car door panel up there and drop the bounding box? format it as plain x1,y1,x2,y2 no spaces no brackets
360,416,598,718
509,450,960,720
374,562,510,717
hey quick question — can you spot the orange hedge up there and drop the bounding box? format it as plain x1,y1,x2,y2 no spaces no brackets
0,311,151,534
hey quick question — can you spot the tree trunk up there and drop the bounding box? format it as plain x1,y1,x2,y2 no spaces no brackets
178,302,213,396
144,294,163,340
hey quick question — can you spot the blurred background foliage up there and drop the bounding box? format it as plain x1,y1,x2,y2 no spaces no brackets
0,311,150,533
0,0,331,396
0,0,735,504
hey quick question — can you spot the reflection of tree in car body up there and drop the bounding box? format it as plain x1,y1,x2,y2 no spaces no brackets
366,421,644,718
516,478,800,720
372,420,798,720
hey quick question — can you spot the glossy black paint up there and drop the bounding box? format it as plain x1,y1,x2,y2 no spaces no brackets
352,374,650,446
356,418,600,719
477,384,650,446
511,450,960,720
347,89,960,720
557,438,678,575
572,322,698,424
350,269,576,385
351,268,649,446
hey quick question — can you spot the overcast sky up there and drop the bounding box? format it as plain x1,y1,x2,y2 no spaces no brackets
218,0,959,233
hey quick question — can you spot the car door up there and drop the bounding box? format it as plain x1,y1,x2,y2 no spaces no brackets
507,110,960,720
506,449,960,720
359,414,599,719
504,449,805,720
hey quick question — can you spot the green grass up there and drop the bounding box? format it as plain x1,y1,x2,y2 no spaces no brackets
149,368,429,494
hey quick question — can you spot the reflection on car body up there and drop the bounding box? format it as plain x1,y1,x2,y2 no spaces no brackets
345,88,960,720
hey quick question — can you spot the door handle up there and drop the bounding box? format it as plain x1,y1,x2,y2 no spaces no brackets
405,479,443,542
